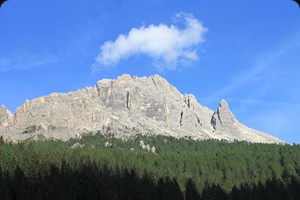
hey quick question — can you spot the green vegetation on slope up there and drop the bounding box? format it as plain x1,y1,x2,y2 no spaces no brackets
0,133,300,199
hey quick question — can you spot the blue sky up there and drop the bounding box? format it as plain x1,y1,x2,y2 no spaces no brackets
1,0,300,143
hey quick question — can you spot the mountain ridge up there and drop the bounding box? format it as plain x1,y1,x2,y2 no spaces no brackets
0,74,283,143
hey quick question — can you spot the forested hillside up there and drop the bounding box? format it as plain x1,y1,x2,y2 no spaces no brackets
0,133,300,199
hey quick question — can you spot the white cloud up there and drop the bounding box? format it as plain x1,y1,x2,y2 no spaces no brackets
93,13,207,71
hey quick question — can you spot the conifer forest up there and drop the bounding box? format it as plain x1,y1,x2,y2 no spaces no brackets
1,134,300,200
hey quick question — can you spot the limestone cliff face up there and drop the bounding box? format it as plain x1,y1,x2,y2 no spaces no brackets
0,74,283,143
0,105,13,128
211,100,240,135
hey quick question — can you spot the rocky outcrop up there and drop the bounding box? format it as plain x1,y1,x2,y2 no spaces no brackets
0,74,283,143
211,100,240,136
0,105,13,128
210,100,282,143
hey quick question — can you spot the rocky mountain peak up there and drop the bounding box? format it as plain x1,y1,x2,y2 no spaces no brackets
1,105,8,112
0,105,13,128
0,74,283,143
219,99,229,109
211,99,239,136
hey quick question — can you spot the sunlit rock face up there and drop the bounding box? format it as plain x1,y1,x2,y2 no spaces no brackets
0,74,283,143
0,105,13,128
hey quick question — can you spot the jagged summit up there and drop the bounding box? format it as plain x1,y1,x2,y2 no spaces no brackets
0,74,283,143
0,105,13,128
219,99,229,108
211,99,239,132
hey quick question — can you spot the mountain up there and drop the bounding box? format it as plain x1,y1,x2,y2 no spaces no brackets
0,74,283,143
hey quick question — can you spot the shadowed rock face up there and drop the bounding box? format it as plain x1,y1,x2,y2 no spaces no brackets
0,74,283,143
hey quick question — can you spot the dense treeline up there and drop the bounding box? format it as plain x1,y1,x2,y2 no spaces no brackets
0,133,300,199
1,163,300,200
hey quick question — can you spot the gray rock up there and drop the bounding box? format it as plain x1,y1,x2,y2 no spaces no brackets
0,74,283,143
211,99,240,136
211,99,282,143
70,143,84,149
0,105,13,128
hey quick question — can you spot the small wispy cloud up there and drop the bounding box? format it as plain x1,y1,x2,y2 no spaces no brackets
210,30,300,100
226,98,300,109
93,12,207,71
0,52,57,72
210,50,285,100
